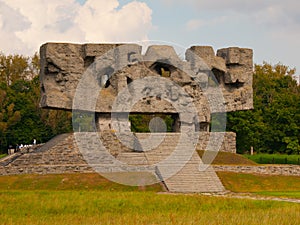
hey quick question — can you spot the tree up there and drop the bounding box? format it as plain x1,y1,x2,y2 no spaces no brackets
227,62,300,154
0,53,72,153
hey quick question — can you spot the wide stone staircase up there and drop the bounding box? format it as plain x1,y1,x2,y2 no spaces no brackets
117,133,225,193
0,132,225,193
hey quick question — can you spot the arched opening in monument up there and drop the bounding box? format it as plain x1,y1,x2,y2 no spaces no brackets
129,113,180,133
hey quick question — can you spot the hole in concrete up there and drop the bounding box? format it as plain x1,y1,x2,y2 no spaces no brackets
199,122,209,132
227,80,244,89
150,62,172,77
212,68,224,85
104,79,111,88
127,77,133,85
84,56,95,69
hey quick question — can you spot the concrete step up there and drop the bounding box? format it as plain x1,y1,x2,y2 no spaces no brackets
154,151,225,193
116,152,149,165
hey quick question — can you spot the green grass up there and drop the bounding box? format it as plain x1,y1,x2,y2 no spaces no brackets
0,173,162,192
198,150,257,165
244,153,300,165
218,172,300,194
255,191,300,199
0,173,299,224
0,154,7,159
0,190,299,225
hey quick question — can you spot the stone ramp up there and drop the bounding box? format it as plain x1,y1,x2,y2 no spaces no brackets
10,134,86,167
34,133,72,153
0,134,77,167
0,133,93,175
0,143,43,167
0,152,23,167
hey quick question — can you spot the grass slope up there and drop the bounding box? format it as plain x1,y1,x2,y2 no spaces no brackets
0,173,162,192
218,171,300,199
198,150,257,165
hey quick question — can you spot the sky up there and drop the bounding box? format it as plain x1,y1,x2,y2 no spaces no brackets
0,0,300,76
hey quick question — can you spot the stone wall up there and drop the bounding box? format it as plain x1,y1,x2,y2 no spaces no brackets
0,164,94,176
101,131,236,154
214,165,300,176
197,132,236,153
0,131,236,176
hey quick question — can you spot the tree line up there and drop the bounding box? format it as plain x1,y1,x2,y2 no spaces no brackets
227,63,300,154
0,52,299,154
0,53,72,152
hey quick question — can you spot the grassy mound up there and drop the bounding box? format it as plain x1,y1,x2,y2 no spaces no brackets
197,150,257,165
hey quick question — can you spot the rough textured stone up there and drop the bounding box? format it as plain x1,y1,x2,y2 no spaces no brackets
40,43,253,115
217,47,253,84
35,43,255,193
186,46,227,72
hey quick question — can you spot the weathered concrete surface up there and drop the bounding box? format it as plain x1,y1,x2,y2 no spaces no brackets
40,43,253,121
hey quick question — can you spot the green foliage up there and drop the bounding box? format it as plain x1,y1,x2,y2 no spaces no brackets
72,111,95,132
129,114,174,132
0,53,72,152
227,62,300,154
244,153,300,165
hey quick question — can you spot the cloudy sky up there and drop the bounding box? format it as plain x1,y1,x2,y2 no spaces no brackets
0,0,299,74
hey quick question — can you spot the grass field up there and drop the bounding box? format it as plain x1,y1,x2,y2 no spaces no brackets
0,173,299,225
1,190,299,225
255,191,300,199
0,154,7,159
244,153,300,165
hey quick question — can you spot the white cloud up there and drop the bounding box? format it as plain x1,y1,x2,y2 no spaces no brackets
0,0,153,55
76,0,152,42
186,16,228,31
186,19,204,31
163,0,299,28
